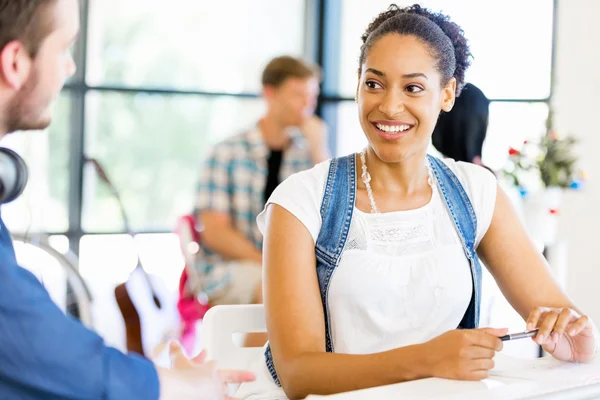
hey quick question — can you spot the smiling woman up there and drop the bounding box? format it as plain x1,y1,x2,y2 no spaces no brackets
359,38,445,163
355,5,469,166
234,4,597,400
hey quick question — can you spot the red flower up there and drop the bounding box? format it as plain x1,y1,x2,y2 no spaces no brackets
549,208,559,215
508,147,520,156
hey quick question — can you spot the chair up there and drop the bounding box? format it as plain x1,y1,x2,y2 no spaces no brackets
202,304,266,392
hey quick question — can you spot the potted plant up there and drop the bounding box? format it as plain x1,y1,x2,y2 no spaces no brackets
502,112,585,246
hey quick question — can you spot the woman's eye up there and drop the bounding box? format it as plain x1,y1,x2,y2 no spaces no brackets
406,85,424,93
366,80,382,89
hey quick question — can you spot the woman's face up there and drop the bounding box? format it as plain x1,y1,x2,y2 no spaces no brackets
357,33,456,163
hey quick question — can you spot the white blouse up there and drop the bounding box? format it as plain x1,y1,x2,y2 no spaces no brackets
236,157,497,400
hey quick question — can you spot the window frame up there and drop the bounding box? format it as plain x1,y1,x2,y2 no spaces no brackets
46,0,558,257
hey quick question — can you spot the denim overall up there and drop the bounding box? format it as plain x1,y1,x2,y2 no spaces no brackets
264,154,483,385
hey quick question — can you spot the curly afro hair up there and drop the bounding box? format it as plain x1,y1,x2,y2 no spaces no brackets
359,4,472,95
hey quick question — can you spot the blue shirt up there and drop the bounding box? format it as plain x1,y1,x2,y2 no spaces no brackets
0,214,160,399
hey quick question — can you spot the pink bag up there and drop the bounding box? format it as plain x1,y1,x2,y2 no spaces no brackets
175,215,211,354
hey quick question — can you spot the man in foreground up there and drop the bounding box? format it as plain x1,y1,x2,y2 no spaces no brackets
0,1,253,398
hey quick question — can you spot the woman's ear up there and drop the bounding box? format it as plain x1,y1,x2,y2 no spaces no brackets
355,70,362,103
442,77,457,112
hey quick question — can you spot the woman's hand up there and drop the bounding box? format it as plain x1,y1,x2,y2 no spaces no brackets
422,328,507,380
527,307,598,363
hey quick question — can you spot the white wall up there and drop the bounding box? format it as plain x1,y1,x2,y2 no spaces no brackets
553,0,600,324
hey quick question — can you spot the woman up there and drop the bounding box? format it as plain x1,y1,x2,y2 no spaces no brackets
432,82,490,167
237,4,598,400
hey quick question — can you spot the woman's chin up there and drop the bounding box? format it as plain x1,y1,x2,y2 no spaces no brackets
370,144,413,164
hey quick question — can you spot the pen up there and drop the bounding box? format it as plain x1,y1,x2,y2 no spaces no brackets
499,329,539,341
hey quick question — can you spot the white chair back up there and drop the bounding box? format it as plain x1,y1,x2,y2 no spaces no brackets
202,304,266,391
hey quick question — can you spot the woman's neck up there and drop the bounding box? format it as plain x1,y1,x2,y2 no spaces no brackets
360,148,430,196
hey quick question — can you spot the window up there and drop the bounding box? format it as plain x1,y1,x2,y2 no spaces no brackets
3,1,555,299
323,101,365,157
483,103,549,170
82,92,264,232
78,233,183,291
325,0,555,174
4,0,310,289
86,0,307,93
13,235,71,313
70,0,307,286
2,94,71,233
335,0,554,100
79,0,306,237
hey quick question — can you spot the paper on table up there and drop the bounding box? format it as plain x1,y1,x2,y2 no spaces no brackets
304,377,510,399
491,353,600,384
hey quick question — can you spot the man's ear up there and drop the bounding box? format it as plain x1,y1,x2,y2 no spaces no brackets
263,85,276,101
0,41,32,91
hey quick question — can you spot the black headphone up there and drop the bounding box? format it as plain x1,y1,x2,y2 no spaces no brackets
0,147,28,204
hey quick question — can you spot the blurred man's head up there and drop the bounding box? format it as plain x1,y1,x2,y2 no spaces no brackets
262,56,321,128
0,0,79,135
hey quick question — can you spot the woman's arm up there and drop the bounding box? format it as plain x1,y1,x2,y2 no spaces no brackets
477,184,597,361
264,204,502,399
477,185,574,317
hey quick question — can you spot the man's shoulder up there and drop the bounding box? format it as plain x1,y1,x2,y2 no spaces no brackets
207,130,254,159
222,130,255,145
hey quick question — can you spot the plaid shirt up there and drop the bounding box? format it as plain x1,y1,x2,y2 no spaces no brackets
194,127,314,295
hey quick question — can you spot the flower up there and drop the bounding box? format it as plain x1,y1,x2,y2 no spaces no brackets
502,132,581,191
570,180,584,190
518,186,529,198
501,106,582,192
508,147,520,156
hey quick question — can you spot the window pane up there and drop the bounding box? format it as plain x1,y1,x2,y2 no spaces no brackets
14,239,70,314
65,0,87,86
83,91,265,232
87,0,306,93
78,233,183,350
327,100,549,173
324,101,366,157
336,0,553,99
1,94,71,233
78,233,183,291
483,102,549,170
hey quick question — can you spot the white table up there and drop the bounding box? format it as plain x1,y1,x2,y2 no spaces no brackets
307,354,600,400
307,377,600,400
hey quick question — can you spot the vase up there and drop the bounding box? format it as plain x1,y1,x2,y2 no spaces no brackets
522,187,563,247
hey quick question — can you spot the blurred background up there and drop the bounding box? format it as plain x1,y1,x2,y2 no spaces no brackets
2,0,598,355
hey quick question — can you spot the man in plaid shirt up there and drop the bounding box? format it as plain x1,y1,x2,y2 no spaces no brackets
194,56,330,310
